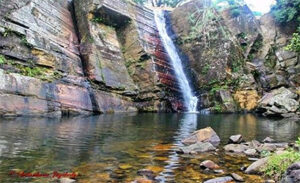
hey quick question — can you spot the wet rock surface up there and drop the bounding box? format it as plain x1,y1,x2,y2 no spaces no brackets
182,127,221,146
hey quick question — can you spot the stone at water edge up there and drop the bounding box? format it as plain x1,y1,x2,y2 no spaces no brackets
182,127,220,147
280,161,300,183
179,142,216,154
263,137,275,143
229,134,243,144
245,157,269,174
244,149,257,156
203,176,233,183
230,173,244,182
224,144,249,153
200,160,220,169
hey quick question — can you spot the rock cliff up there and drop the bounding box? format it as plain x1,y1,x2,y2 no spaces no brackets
170,0,299,117
0,0,181,117
0,0,299,118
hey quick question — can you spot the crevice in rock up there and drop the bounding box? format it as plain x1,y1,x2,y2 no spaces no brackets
68,0,101,114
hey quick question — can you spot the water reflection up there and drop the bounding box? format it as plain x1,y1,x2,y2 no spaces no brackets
158,113,198,182
0,114,299,182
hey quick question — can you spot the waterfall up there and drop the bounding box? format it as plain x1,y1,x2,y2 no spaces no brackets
154,10,198,112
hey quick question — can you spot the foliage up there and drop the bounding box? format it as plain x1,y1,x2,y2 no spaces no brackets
214,102,222,112
230,5,241,17
271,0,300,26
263,150,300,180
296,137,300,147
201,63,211,74
0,55,6,65
20,36,33,48
285,33,300,53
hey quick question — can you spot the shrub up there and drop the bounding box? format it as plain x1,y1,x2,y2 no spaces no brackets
271,0,300,26
285,33,300,53
0,55,6,65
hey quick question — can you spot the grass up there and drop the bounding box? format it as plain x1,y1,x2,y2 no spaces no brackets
263,138,300,180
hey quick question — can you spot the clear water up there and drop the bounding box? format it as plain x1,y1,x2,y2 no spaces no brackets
0,113,299,182
154,10,198,112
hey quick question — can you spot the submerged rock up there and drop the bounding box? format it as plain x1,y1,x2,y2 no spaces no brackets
245,157,269,174
203,176,233,183
231,173,244,182
60,178,76,183
182,127,220,146
200,160,220,169
179,142,216,154
280,161,300,183
229,134,243,144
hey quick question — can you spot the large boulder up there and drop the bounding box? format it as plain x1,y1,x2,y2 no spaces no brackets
257,87,299,117
245,157,269,174
281,162,300,183
182,127,220,146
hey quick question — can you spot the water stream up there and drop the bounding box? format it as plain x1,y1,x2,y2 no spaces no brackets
154,10,198,112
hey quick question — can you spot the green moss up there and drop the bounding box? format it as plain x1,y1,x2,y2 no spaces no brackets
214,102,223,112
263,150,300,180
0,55,6,64
20,36,33,48
201,63,211,74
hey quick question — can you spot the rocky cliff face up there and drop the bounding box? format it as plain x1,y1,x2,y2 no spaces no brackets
0,0,181,117
171,0,299,117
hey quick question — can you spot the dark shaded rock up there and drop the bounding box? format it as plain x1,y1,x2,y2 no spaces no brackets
200,160,220,170
231,173,244,182
203,176,233,183
280,162,300,183
229,134,243,144
245,157,268,174
179,142,216,154
263,137,275,143
182,127,220,146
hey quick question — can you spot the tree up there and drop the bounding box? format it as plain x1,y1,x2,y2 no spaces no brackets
271,0,300,26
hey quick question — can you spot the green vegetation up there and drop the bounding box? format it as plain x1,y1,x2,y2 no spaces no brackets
0,55,6,65
271,0,300,27
214,102,222,112
21,36,33,48
263,138,300,180
285,33,300,53
201,63,211,74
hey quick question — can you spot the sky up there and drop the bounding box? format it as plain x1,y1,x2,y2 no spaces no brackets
244,0,276,14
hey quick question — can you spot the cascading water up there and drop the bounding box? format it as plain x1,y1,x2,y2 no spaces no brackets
154,10,198,112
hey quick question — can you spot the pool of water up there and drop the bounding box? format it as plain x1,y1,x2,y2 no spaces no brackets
0,113,299,182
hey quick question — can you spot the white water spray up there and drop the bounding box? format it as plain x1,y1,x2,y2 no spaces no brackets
154,10,198,112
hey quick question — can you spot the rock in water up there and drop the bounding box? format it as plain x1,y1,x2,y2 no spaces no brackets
280,161,300,183
263,137,275,143
182,127,220,146
245,157,269,174
179,142,216,154
229,134,243,144
230,173,244,182
244,149,257,156
203,176,233,183
200,160,220,169
224,144,249,153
